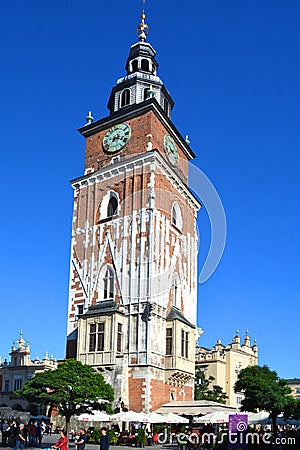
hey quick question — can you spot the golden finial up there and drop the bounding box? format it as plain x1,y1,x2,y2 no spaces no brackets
137,0,149,42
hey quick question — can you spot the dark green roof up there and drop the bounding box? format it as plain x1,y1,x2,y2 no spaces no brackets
82,300,123,317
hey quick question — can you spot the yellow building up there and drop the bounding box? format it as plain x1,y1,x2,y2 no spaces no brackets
0,331,57,413
195,331,258,408
286,378,300,400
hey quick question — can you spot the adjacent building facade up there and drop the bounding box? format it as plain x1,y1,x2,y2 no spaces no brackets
0,331,57,413
195,331,258,408
66,12,202,412
286,378,300,400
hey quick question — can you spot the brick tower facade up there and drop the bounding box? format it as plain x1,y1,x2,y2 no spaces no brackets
66,12,201,412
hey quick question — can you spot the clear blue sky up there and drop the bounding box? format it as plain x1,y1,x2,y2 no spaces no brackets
0,1,299,379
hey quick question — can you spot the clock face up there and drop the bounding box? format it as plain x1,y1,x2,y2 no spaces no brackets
103,123,131,153
164,134,178,167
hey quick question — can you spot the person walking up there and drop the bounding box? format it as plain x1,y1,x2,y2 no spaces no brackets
1,420,9,446
100,428,110,450
75,428,87,450
52,430,68,450
29,422,37,447
12,424,26,450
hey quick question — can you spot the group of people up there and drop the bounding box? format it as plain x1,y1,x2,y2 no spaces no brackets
114,430,159,446
1,421,42,450
1,420,53,448
0,423,110,450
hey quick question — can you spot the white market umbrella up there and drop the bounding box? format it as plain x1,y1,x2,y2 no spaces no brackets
77,413,94,421
90,411,111,421
162,412,189,424
110,410,144,422
194,411,231,424
77,411,111,422
146,412,167,423
137,412,166,423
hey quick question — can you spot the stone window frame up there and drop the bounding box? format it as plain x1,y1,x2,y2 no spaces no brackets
181,329,189,359
120,88,131,108
171,202,183,231
88,322,105,353
99,190,120,222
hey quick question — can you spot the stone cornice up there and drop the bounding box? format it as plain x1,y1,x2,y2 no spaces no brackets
70,150,201,211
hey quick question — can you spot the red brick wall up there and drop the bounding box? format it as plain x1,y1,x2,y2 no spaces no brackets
150,379,193,412
128,375,145,412
128,374,193,412
84,110,189,180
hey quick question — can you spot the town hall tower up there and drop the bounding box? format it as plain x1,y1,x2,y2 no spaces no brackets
66,11,201,412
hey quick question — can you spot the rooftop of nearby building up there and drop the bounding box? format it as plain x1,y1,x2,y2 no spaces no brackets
0,330,57,368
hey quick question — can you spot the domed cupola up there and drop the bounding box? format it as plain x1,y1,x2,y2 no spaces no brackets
107,10,174,117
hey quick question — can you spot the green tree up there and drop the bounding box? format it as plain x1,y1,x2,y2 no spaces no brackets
136,428,147,447
234,365,294,433
16,359,114,433
194,368,228,404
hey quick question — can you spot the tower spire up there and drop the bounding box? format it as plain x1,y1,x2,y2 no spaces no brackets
136,0,150,42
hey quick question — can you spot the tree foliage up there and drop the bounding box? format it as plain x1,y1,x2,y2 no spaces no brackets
16,359,114,431
234,365,295,431
194,368,228,404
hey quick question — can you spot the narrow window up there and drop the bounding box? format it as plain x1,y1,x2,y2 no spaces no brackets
144,88,150,101
77,305,84,315
185,332,189,359
166,328,173,355
141,59,149,71
89,324,96,352
14,378,22,391
97,323,105,351
121,89,130,107
132,60,138,72
117,323,123,352
172,207,177,227
107,196,118,217
171,203,182,230
181,330,189,358
4,380,9,392
104,267,114,300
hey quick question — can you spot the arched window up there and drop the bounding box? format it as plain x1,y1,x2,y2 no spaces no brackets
99,191,119,221
107,195,118,218
171,203,182,230
141,59,149,72
132,60,138,72
164,98,169,116
121,89,130,107
104,267,114,300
